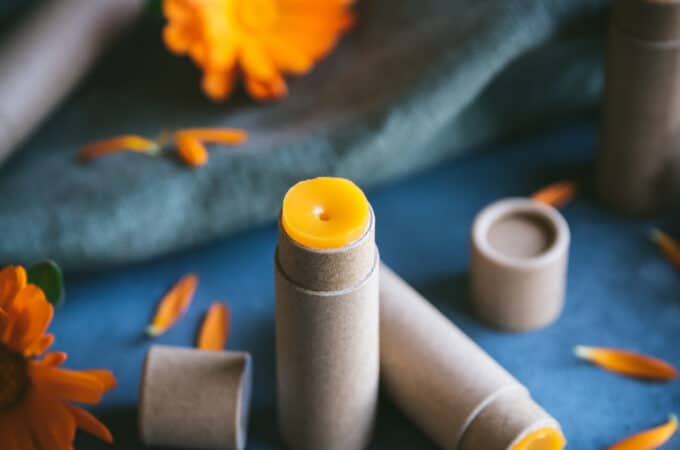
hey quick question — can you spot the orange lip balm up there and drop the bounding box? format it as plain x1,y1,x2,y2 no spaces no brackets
275,177,379,450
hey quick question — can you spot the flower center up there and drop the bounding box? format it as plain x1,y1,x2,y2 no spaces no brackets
237,0,279,30
0,344,29,410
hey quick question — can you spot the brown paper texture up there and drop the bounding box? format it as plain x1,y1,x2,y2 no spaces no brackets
0,0,144,163
275,209,379,450
139,345,252,450
380,264,560,450
470,198,569,331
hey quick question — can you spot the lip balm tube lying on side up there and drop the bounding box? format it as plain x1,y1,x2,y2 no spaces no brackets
380,264,565,450
275,177,380,450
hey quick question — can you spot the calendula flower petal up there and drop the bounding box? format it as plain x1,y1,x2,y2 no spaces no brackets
162,0,353,102
575,346,677,381
197,302,230,351
531,180,578,208
175,134,209,167
78,135,160,161
607,415,678,450
0,266,26,309
650,228,680,271
26,386,77,450
147,274,199,336
177,128,248,145
39,351,68,367
66,404,113,444
29,366,112,404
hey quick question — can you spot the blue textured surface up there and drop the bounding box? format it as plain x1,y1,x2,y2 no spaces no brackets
57,124,680,450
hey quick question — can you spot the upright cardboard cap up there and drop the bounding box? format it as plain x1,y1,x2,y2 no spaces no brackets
470,198,569,332
139,345,252,450
613,0,680,41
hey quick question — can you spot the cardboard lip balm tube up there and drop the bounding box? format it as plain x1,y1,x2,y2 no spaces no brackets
470,198,570,332
597,0,680,215
138,345,253,450
0,0,144,164
380,264,565,450
275,177,380,450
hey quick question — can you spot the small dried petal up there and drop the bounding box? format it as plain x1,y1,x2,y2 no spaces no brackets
79,135,160,161
147,274,199,337
175,133,209,167
650,228,680,271
178,128,248,145
575,346,677,381
531,181,578,208
607,415,677,450
197,302,230,351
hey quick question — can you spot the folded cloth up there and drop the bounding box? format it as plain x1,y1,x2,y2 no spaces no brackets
0,0,606,271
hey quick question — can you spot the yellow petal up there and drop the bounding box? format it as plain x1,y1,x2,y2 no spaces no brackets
575,346,677,381
147,274,199,336
531,181,578,208
78,135,160,161
607,415,677,450
650,228,680,272
197,302,230,351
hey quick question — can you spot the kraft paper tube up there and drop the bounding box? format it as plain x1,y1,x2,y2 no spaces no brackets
275,179,379,450
470,198,569,332
380,264,565,450
0,0,144,164
139,345,253,450
597,0,680,214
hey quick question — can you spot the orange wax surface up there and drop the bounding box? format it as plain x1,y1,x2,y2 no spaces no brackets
512,427,566,450
281,177,369,249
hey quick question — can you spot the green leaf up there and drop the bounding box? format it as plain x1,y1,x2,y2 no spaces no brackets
27,261,65,306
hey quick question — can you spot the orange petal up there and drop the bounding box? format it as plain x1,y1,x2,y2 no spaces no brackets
650,228,680,272
3,284,53,354
174,134,209,167
80,369,117,391
25,385,77,450
78,135,160,161
147,274,199,336
197,302,230,351
575,346,677,381
30,366,111,404
66,404,114,444
0,265,26,309
0,403,38,450
40,351,68,367
531,180,578,208
24,333,54,357
607,415,677,450
202,69,236,101
177,128,248,145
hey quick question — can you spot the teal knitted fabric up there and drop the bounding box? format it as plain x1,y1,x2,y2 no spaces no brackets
0,0,606,271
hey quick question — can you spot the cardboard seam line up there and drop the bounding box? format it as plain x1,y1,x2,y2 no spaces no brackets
453,384,529,450
274,248,380,297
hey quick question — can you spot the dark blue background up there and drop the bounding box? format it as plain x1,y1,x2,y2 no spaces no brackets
56,124,679,449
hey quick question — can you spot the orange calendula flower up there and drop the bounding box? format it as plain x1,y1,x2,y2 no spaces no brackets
197,302,230,351
607,415,678,450
0,265,116,449
162,0,355,102
650,228,680,272
575,345,677,381
79,128,248,167
147,273,199,337
531,180,578,208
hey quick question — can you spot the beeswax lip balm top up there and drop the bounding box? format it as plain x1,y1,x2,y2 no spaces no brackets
281,177,370,249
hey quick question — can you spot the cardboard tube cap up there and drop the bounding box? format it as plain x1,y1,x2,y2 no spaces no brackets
613,0,680,41
471,198,569,332
139,345,253,449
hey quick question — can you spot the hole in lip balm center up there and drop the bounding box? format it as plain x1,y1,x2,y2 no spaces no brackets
487,211,556,259
314,206,331,222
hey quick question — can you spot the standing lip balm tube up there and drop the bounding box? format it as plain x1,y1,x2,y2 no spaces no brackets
598,0,680,214
380,264,566,450
275,177,380,450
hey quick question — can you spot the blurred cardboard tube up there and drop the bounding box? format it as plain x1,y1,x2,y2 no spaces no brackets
380,264,563,450
0,0,144,164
